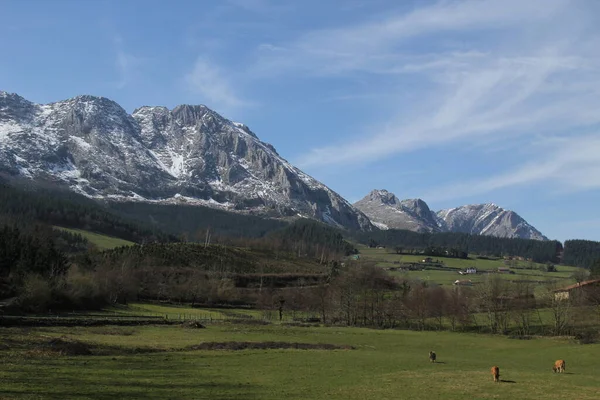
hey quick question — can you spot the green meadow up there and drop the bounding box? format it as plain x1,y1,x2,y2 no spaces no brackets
54,227,135,250
1,310,598,400
357,246,579,290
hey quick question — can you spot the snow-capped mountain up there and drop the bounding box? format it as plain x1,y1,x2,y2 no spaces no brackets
0,91,372,231
354,189,547,240
436,204,547,240
353,190,444,233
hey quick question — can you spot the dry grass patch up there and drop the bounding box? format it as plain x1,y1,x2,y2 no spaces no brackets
186,341,354,351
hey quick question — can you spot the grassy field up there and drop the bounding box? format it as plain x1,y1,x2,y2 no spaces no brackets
103,303,264,321
55,227,135,250
1,310,599,400
357,246,579,291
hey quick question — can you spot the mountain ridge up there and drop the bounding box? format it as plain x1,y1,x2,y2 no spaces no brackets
0,91,372,231
354,189,547,240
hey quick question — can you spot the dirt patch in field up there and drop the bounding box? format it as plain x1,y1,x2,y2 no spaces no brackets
16,336,166,357
35,337,93,356
88,327,138,336
181,321,206,329
185,341,354,351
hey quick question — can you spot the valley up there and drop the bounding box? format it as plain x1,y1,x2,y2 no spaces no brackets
1,94,599,400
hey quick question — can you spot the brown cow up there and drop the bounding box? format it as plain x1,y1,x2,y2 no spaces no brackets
429,351,436,363
491,366,500,382
553,360,566,373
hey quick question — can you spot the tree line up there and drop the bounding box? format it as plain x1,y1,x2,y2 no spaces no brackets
352,229,563,263
562,240,600,269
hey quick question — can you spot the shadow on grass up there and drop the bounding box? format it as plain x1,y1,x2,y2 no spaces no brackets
0,382,259,400
500,380,516,383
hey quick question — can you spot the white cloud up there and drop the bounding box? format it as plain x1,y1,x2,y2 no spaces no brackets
115,50,141,89
296,48,600,168
253,0,571,77
422,135,600,201
113,36,142,89
275,0,600,179
184,57,250,110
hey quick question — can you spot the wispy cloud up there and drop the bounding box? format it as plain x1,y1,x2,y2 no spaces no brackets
422,135,600,201
265,0,600,193
184,57,251,111
253,0,571,77
113,36,142,89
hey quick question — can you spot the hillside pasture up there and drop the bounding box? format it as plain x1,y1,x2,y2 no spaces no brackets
357,246,579,290
55,226,135,250
0,316,598,399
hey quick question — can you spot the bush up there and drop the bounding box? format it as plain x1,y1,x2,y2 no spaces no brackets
574,329,599,345
17,274,53,312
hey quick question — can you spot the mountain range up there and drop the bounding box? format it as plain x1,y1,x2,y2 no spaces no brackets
353,189,547,240
0,91,547,240
0,91,372,231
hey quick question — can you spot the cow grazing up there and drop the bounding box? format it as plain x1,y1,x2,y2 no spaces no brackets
553,360,566,373
491,366,500,382
429,351,436,363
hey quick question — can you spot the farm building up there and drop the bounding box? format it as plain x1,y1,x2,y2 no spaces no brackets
422,257,433,263
458,267,477,275
453,280,473,286
554,279,600,301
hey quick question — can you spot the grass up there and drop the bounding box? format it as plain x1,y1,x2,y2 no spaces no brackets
1,310,599,400
103,303,263,320
55,226,135,250
357,246,579,292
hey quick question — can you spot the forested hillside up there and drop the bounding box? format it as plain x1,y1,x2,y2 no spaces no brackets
109,202,287,240
0,182,175,243
268,218,357,257
563,240,600,268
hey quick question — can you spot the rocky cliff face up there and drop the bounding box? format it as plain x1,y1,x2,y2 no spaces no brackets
436,203,547,240
0,91,372,231
354,189,547,240
353,190,444,233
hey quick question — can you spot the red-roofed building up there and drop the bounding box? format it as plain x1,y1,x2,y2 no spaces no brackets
554,279,600,301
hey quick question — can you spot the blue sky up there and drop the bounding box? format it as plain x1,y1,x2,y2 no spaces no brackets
1,0,600,242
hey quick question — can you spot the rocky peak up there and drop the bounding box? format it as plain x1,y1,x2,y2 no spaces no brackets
171,104,217,127
0,92,373,232
355,189,547,240
0,91,38,123
367,189,399,205
354,190,441,233
436,203,547,240
399,198,431,219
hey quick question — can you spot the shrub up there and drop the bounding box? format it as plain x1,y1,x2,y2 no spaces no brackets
17,274,53,312
574,329,599,345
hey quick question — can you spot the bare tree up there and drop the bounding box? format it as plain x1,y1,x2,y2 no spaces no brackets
510,281,536,336
446,286,472,331
474,275,510,333
543,282,573,336
428,286,447,330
